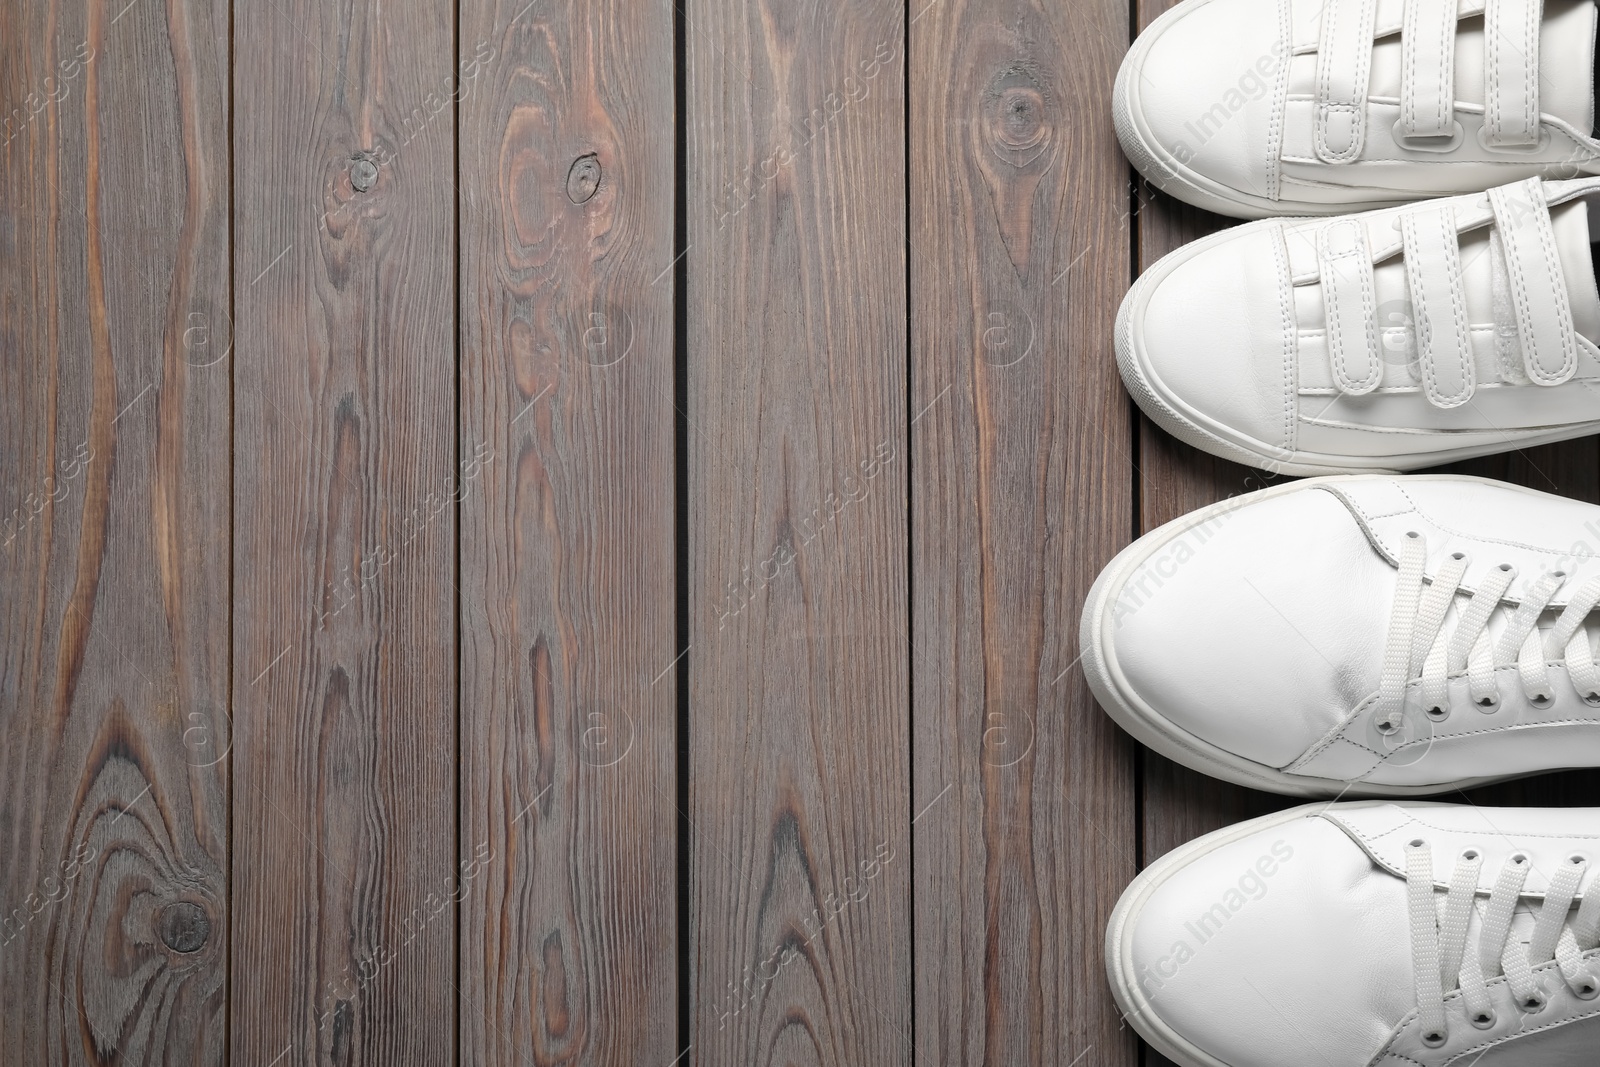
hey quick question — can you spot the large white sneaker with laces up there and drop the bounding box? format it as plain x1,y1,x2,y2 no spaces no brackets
1120,176,1600,475
1081,474,1600,796
1115,0,1600,218
1108,802,1600,1067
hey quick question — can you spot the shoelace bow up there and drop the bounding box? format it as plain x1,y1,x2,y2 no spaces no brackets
1406,840,1600,1046
1376,530,1600,734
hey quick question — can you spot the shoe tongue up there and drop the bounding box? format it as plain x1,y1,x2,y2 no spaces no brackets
1542,198,1600,345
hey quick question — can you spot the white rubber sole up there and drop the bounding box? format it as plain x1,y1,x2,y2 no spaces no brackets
1104,802,1340,1067
1079,476,1542,797
1117,224,1600,475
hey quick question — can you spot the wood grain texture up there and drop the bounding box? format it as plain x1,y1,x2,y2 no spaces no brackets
457,0,677,1062
909,0,1138,1062
0,0,231,1060
231,1,457,1062
685,0,910,1060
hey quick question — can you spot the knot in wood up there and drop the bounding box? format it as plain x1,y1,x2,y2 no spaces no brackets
159,901,211,953
982,69,1054,168
566,153,601,204
350,157,378,192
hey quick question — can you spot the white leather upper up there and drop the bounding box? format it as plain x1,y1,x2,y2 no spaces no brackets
1117,0,1600,215
1112,485,1392,767
1099,475,1600,790
1127,814,1414,1065
1120,177,1600,472
1117,803,1600,1067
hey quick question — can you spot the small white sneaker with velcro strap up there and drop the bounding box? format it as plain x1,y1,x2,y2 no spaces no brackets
1115,0,1600,218
1120,176,1600,474
1081,474,1600,796
1107,802,1600,1067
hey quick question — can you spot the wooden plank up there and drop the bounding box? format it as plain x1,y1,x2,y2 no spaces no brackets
685,0,910,1060
0,0,230,1060
456,0,678,1062
909,0,1138,1062
230,1,457,1061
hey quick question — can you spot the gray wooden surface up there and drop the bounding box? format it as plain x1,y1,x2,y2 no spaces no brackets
5,1,1595,1064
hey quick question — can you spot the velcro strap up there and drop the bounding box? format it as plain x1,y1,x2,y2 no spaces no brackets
1400,202,1474,408
1319,220,1382,395
1315,0,1378,162
1399,0,1457,139
1488,178,1578,385
1483,0,1541,147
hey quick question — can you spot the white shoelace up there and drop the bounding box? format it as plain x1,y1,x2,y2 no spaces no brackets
1406,840,1600,1046
1376,531,1600,734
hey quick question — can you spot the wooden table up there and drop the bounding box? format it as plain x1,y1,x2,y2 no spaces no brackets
3,0,1597,1063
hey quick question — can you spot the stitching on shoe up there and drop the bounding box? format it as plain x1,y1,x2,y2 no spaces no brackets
1439,204,1472,404
1493,182,1578,384
1391,482,1589,556
1276,222,1297,448
1373,971,1600,1067
1267,0,1291,199
1292,664,1600,772
1377,811,1600,843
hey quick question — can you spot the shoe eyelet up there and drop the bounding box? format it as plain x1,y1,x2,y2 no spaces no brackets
1476,692,1501,711
1476,123,1551,154
1528,692,1555,709
1421,1028,1448,1048
1497,563,1514,572
1522,993,1547,1013
1426,704,1449,721
1509,852,1530,867
1575,977,1600,1001
1584,692,1600,708
1392,119,1465,154
1461,848,1481,862
1376,715,1400,734
1450,551,1467,562
1471,1008,1498,1029
1406,530,1421,539
1570,853,1589,866
1407,837,1428,850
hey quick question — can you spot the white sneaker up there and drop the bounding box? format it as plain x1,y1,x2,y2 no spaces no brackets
1080,474,1600,796
1108,802,1600,1067
1120,176,1600,475
1115,0,1600,218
